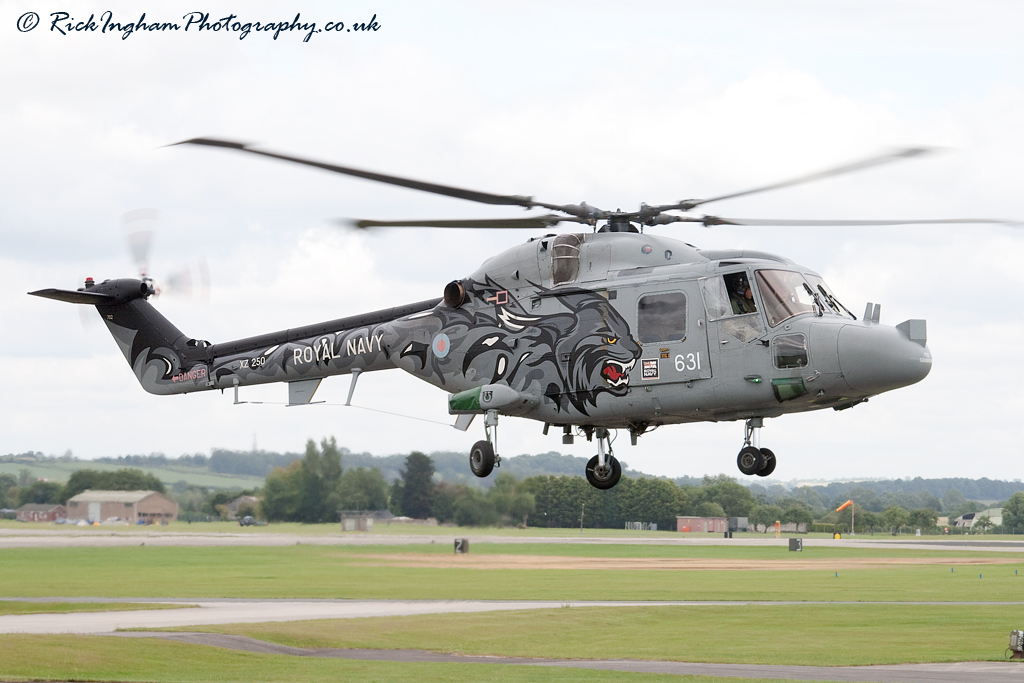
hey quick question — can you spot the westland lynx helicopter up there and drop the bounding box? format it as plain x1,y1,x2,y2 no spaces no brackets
31,140,1006,489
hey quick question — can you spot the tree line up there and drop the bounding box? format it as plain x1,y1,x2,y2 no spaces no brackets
6,442,1024,534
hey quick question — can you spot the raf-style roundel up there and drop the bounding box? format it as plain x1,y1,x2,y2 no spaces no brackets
641,244,653,255
432,333,451,358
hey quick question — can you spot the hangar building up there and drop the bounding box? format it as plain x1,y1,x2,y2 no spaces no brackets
66,490,177,524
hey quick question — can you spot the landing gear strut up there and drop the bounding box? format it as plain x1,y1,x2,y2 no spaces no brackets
469,410,501,478
585,428,621,490
736,417,776,477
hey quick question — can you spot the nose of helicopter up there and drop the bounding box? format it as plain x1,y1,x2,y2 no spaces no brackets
837,321,932,394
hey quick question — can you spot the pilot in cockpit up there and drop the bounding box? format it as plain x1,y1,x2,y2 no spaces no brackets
726,273,757,315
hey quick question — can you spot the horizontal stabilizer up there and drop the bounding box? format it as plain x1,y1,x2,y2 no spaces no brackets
28,288,116,305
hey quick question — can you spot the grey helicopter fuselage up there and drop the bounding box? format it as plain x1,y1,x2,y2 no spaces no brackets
71,229,931,439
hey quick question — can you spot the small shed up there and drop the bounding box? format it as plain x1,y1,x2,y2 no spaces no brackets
677,516,729,533
16,503,66,522
66,490,177,524
338,510,378,532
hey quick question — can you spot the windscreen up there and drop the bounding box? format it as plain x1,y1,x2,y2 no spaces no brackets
755,270,817,327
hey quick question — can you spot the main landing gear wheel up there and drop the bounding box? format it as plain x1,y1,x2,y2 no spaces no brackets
469,440,495,478
586,454,622,490
737,446,765,476
756,447,776,477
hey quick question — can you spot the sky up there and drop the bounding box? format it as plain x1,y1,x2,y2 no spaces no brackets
2,0,1023,482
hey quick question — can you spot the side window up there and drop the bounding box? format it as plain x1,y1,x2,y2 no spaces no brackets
701,277,732,319
551,234,583,285
773,333,808,369
723,272,757,314
703,273,764,343
637,292,687,343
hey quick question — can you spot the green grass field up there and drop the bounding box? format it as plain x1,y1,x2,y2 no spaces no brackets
0,460,263,490
0,544,1021,601
1,535,1022,682
172,603,1020,666
0,636,833,683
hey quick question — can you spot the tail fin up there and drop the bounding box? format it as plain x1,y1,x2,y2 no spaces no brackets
30,278,205,395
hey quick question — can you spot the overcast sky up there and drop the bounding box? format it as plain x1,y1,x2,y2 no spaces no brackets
2,0,1022,482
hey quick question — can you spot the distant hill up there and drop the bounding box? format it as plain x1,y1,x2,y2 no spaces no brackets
344,449,663,489
4,449,1024,506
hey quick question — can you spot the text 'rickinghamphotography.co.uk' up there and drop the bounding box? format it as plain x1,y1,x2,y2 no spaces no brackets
16,10,381,42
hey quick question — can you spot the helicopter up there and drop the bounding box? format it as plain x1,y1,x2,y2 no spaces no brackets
30,140,1007,489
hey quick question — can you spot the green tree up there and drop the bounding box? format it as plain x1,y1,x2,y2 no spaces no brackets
749,504,786,532
388,479,404,516
487,474,536,527
203,490,233,516
857,509,881,533
694,501,726,518
17,480,62,506
781,506,813,526
399,452,436,519
1002,492,1024,534
259,437,344,523
882,505,910,534
260,461,303,521
617,477,678,530
431,482,466,524
908,508,938,532
973,515,994,534
337,467,389,511
61,468,165,502
0,473,17,509
692,475,756,517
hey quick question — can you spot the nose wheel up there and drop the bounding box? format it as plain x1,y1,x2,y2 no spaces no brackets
736,418,776,477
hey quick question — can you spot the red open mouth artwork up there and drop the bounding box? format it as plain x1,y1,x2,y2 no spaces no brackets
601,359,635,389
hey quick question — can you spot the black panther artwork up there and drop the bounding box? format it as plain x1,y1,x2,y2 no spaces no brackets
393,278,641,415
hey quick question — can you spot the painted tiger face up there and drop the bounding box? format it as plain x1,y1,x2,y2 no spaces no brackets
555,295,640,399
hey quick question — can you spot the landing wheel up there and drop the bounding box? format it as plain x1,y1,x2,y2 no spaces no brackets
737,446,765,476
469,440,495,478
756,448,776,477
585,454,622,490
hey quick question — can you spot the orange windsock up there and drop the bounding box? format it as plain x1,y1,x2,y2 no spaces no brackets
836,500,854,511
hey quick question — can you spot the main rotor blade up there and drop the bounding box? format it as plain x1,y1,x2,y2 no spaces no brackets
345,215,572,230
680,147,932,210
702,216,1015,227
174,138,541,210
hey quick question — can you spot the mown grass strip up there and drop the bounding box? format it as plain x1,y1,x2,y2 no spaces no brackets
0,546,1021,601
0,634,831,683
175,603,1020,667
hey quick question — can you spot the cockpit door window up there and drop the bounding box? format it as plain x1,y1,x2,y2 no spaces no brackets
701,273,764,343
637,291,687,343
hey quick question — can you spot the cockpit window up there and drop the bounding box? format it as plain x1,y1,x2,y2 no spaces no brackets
755,270,817,327
806,275,856,319
551,234,583,285
702,273,764,342
703,273,759,319
724,272,757,315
